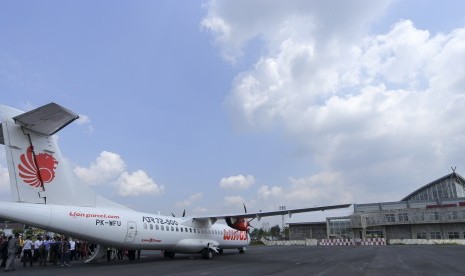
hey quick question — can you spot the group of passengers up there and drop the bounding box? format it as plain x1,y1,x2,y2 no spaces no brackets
0,233,93,271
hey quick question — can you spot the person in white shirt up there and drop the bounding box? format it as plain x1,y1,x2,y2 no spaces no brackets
22,236,33,267
33,236,43,263
69,238,76,261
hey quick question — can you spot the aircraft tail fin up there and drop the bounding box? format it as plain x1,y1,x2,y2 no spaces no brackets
0,103,127,209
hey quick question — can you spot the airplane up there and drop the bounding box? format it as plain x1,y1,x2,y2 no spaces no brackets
0,102,351,262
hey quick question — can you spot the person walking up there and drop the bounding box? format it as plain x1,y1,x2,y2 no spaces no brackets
5,233,19,272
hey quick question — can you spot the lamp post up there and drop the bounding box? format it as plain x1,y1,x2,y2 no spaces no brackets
279,205,286,238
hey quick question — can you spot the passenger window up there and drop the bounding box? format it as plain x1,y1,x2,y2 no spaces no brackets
181,228,183,232
161,225,164,230
185,228,188,232
150,224,153,230
171,226,174,231
144,223,147,230
156,225,159,230
189,228,192,233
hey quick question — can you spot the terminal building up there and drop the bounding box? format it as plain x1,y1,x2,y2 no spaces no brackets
289,171,465,241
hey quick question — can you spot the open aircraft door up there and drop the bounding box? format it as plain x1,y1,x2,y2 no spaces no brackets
125,221,137,243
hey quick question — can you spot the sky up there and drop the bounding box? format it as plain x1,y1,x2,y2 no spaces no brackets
1,0,465,227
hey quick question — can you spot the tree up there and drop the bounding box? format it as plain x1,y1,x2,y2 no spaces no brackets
269,225,281,238
250,227,267,240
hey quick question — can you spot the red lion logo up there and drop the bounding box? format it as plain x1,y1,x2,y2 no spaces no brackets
18,146,58,187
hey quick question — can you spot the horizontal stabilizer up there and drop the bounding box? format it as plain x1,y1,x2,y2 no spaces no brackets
13,102,79,135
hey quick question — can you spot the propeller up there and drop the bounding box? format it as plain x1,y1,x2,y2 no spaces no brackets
171,209,186,217
243,203,261,225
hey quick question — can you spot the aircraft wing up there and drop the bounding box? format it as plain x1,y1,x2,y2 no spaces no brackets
192,203,352,222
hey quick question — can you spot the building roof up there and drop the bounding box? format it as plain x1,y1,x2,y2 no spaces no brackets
401,172,465,201
287,222,326,226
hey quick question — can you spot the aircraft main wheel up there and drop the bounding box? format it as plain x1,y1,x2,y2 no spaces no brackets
163,251,175,258
202,248,214,259
218,248,223,255
238,248,245,254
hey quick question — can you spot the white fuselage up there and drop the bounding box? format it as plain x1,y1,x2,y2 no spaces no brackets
0,202,249,253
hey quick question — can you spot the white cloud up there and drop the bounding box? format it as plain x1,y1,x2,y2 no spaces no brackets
176,192,203,208
75,114,94,133
116,170,164,197
74,151,126,186
204,1,465,202
202,0,390,63
73,151,163,197
256,173,352,206
224,195,245,207
220,174,255,189
76,114,90,125
193,206,209,214
286,172,353,205
257,185,283,199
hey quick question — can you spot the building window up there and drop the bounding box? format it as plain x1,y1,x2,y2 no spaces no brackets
448,232,459,239
398,213,409,222
385,214,395,223
328,218,352,238
430,232,442,239
446,211,458,220
416,232,427,239
412,213,424,222
366,230,384,238
428,211,439,221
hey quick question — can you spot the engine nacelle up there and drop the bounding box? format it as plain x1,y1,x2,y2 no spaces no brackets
225,217,249,231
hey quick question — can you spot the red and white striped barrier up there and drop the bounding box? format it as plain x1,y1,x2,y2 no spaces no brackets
319,239,355,246
360,238,386,245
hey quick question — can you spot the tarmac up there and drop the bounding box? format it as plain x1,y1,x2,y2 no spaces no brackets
4,245,465,275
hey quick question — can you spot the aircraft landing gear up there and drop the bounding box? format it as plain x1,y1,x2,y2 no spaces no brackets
163,250,175,258
202,248,214,259
238,247,245,254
